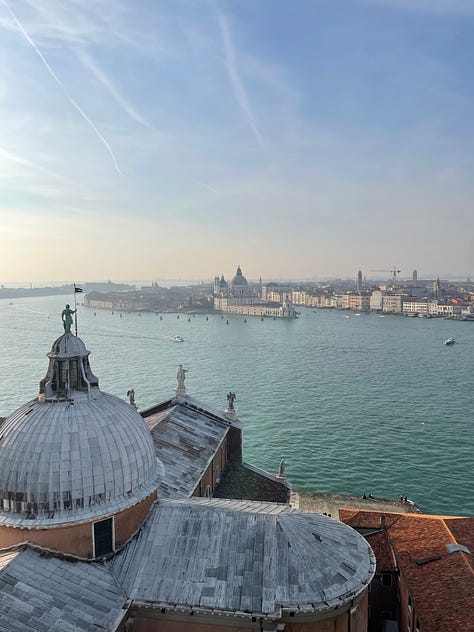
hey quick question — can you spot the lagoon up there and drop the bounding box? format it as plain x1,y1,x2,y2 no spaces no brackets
0,295,472,516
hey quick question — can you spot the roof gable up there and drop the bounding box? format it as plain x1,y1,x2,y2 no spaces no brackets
142,397,234,498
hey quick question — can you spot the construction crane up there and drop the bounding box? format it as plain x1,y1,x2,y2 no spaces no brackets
370,267,401,285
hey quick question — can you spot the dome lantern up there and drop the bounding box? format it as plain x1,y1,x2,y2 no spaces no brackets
39,332,99,401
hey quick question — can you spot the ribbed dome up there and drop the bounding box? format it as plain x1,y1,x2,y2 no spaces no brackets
49,332,89,358
0,331,159,527
231,266,248,286
0,392,158,526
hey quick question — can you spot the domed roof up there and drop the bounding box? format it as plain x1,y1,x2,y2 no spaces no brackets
48,332,89,358
0,332,159,527
231,266,248,286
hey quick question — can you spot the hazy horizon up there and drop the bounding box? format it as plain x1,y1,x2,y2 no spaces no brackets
1,1,474,281
1,269,473,287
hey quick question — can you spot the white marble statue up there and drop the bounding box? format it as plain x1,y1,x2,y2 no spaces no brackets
177,365,188,389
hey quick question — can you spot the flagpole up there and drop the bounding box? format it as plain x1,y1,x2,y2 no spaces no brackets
74,283,78,336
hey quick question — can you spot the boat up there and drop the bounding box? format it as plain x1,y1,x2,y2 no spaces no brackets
170,335,184,343
444,337,455,345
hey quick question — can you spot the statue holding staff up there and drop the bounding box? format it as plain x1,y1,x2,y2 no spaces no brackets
61,304,76,333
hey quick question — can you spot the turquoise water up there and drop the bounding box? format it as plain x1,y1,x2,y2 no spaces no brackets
0,296,472,517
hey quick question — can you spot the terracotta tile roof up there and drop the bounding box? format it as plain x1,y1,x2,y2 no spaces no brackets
366,530,396,573
340,510,474,632
339,508,400,530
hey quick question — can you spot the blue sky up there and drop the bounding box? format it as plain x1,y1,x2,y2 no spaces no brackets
1,0,473,281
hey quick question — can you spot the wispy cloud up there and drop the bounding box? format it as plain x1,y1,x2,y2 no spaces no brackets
216,13,264,147
2,0,123,174
0,145,83,186
75,48,152,129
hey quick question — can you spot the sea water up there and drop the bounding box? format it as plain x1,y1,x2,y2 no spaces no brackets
0,295,472,517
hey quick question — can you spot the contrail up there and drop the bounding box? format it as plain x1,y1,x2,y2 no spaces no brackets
2,0,122,174
75,48,152,129
217,13,264,147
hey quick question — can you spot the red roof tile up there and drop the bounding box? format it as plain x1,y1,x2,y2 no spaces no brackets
366,530,396,573
340,510,474,632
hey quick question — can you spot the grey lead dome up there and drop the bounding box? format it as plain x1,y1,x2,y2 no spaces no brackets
230,265,248,286
0,332,159,526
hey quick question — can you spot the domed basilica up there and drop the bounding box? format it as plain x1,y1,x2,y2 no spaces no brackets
0,309,374,631
214,265,297,318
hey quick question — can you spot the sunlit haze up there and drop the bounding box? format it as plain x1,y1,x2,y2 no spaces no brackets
1,0,474,282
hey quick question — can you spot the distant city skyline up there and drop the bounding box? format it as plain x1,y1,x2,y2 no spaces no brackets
2,267,473,287
1,1,474,281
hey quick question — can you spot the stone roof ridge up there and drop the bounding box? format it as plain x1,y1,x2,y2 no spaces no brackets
141,394,242,428
158,496,294,514
242,461,291,488
176,394,242,427
0,541,128,600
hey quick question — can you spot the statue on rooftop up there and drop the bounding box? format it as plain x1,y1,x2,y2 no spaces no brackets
177,365,188,390
61,304,76,334
226,391,236,410
127,389,136,407
278,457,286,478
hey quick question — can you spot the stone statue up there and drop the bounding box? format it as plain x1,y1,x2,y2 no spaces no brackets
127,389,136,406
61,304,76,333
226,391,236,410
177,365,188,389
278,457,285,478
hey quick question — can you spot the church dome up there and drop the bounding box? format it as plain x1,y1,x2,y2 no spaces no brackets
230,266,248,286
0,332,159,527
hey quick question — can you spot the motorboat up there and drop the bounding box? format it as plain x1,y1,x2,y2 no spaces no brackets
170,335,184,343
444,337,455,345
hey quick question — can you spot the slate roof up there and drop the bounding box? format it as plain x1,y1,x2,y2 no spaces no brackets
0,500,375,629
340,509,474,632
142,396,238,498
0,391,158,526
0,548,125,631
214,461,290,503
109,498,375,617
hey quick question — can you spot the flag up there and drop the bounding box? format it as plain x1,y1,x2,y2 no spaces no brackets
74,286,83,293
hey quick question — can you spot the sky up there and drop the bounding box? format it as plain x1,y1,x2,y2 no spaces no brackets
1,0,474,282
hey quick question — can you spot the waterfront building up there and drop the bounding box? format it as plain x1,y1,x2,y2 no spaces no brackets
340,509,474,632
214,266,297,318
291,289,308,305
342,293,371,311
401,300,459,317
370,290,384,311
305,293,335,308
402,300,431,316
382,295,404,313
0,323,375,630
